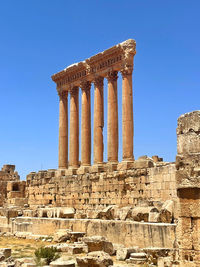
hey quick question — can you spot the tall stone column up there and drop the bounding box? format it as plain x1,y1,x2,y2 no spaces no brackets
107,71,118,163
121,68,134,161
58,91,68,169
93,77,104,165
80,81,91,166
69,87,79,168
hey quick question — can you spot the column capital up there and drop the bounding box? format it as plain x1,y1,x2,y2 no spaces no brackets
58,90,68,99
80,80,91,91
69,86,79,96
120,66,133,78
106,71,118,82
94,76,104,88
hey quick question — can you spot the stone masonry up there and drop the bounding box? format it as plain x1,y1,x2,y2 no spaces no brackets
0,40,200,267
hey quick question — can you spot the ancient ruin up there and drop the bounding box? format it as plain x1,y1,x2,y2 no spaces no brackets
0,39,200,267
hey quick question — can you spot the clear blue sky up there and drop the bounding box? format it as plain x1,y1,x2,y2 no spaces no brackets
0,1,199,179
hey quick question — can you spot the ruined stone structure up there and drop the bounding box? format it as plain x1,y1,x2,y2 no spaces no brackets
51,39,136,171
0,40,199,266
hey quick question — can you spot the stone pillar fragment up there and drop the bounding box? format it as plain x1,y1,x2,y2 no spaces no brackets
58,91,68,169
121,68,134,161
69,87,79,168
93,77,104,164
107,71,118,163
80,81,91,166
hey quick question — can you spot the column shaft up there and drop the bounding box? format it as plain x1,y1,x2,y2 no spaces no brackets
58,91,68,168
93,77,104,164
121,70,134,160
107,71,118,162
69,87,79,168
81,81,91,166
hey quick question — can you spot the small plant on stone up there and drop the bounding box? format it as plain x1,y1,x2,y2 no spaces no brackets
34,246,60,266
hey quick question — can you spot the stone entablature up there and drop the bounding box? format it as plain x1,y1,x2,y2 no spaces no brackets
51,39,136,89
51,39,136,170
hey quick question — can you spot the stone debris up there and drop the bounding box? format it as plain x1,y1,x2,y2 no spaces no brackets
116,247,138,261
53,229,71,243
82,236,114,256
76,251,113,267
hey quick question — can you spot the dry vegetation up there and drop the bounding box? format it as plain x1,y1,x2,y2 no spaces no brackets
0,237,51,258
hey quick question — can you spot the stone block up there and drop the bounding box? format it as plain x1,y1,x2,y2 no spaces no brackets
76,251,113,267
82,236,114,256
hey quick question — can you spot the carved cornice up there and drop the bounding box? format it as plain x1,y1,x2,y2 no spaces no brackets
52,39,136,88
93,76,104,88
80,81,91,91
106,71,118,82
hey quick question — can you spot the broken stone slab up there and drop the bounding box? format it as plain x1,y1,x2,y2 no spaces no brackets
53,229,71,243
82,236,114,256
133,156,154,169
0,249,11,259
76,251,113,267
116,247,139,261
68,232,85,243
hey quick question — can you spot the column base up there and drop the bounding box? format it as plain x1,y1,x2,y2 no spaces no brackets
117,160,135,171
106,162,118,172
89,164,105,173
77,165,90,175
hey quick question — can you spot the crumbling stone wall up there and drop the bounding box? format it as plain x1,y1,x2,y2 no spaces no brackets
26,159,177,211
176,111,200,266
0,165,20,206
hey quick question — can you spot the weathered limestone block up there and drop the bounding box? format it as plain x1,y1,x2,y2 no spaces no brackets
82,236,114,256
116,247,138,261
57,208,75,218
97,206,114,220
76,251,113,267
0,249,11,259
157,200,174,223
53,229,71,243
177,111,200,155
112,206,132,221
69,232,85,243
133,156,154,169
131,206,159,222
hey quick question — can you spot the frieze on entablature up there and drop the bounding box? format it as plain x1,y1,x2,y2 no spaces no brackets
52,39,136,86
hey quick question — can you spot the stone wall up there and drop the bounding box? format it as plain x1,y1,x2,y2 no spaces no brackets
176,111,200,266
26,159,177,211
0,165,20,206
10,217,176,248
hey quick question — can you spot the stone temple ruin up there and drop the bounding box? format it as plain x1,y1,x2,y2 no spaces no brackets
1,39,200,266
